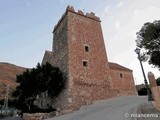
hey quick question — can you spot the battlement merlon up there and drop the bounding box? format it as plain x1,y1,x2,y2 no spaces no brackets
53,5,101,33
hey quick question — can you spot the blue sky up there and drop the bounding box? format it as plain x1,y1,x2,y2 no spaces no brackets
0,0,112,67
1,0,160,84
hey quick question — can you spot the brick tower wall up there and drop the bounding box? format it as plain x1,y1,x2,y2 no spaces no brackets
109,69,137,96
66,7,117,109
48,12,70,110
52,14,69,75
42,6,137,112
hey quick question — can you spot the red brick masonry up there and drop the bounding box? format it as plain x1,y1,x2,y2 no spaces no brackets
42,5,137,112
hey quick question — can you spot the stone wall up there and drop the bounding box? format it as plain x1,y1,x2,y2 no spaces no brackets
148,72,160,110
41,50,52,65
66,7,118,109
23,111,60,120
41,5,137,112
52,14,69,75
109,67,137,96
50,14,69,110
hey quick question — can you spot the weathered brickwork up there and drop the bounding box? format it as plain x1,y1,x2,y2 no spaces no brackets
109,62,137,96
41,50,52,65
66,7,117,110
52,14,69,75
42,12,70,110
42,5,137,112
148,72,160,110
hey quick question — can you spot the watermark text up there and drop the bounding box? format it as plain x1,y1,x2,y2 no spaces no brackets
125,113,159,118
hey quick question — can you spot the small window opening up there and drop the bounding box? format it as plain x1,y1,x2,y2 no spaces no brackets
120,73,123,78
83,61,88,67
85,45,89,52
50,56,54,60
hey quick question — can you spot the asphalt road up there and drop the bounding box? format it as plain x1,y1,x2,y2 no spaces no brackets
46,96,150,120
1,116,22,120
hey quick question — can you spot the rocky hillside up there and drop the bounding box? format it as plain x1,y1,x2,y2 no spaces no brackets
0,62,26,99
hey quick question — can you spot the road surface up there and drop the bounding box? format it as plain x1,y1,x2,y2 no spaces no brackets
1,116,22,120
46,96,151,120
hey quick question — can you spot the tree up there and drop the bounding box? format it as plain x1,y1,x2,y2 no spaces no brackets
137,87,147,96
156,77,160,86
136,20,160,68
12,62,66,113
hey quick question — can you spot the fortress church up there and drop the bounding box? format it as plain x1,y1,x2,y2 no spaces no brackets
42,6,137,112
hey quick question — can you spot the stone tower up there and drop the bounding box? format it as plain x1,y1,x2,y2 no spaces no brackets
42,6,137,112
65,6,115,109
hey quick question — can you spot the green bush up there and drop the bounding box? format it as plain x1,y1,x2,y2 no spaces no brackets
11,62,66,113
138,88,147,95
0,113,4,118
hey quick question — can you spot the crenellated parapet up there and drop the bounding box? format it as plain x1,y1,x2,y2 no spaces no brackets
53,5,100,32
66,5,100,21
66,5,75,12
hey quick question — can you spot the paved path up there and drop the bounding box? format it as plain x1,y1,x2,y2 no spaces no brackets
1,116,22,120
46,96,158,120
137,102,160,120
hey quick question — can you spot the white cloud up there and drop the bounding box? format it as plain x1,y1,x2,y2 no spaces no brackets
133,10,139,15
126,30,137,39
115,21,120,29
103,0,160,85
117,1,124,7
104,6,110,13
